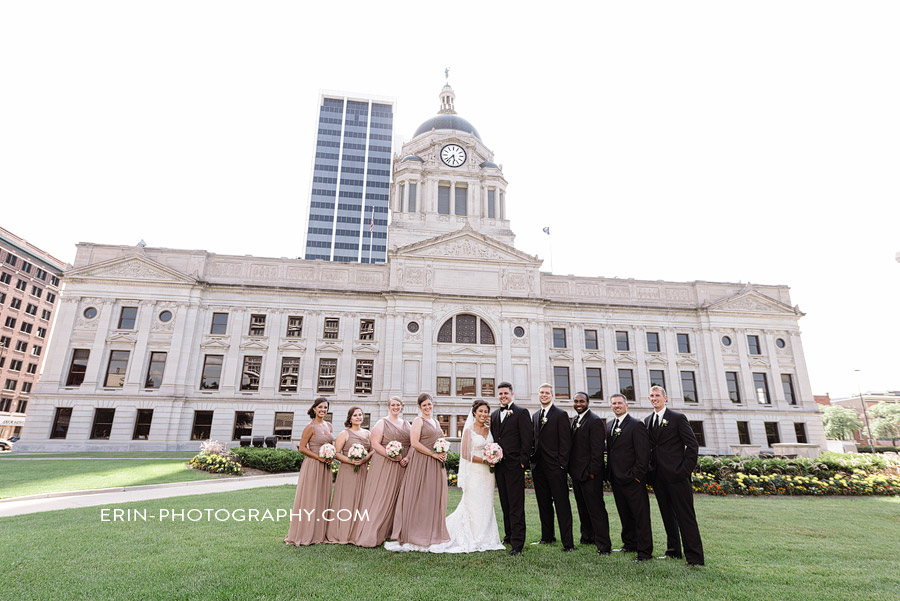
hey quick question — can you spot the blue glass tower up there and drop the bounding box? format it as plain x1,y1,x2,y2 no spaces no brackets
304,93,394,263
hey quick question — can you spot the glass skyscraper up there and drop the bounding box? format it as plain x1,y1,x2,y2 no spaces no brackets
304,93,394,263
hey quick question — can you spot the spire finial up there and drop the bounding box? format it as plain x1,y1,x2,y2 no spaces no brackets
444,67,449,83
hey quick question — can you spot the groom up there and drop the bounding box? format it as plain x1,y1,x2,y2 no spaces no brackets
491,381,533,555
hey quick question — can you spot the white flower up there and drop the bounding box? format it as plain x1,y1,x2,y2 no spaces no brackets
614,427,622,436
541,417,548,425
661,419,669,427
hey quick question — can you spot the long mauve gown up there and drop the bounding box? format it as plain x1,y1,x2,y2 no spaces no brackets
386,418,450,549
285,421,334,546
325,429,371,544
349,418,411,547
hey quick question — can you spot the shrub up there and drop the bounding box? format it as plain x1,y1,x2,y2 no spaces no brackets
189,452,244,475
857,445,900,454
445,453,460,474
231,447,304,473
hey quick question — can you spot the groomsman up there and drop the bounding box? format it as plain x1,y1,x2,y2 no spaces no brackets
490,381,533,556
530,383,574,551
568,391,611,554
644,385,705,566
606,393,653,562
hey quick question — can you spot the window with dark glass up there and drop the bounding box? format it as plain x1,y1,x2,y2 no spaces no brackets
794,422,808,444
677,333,691,353
211,312,228,335
286,316,303,337
16,399,27,412
646,332,660,352
5,253,16,267
649,369,666,389
681,371,698,402
438,186,450,214
553,328,567,349
747,335,761,355
50,407,73,439
280,357,300,392
241,356,262,391
21,261,32,273
726,372,741,403
15,340,27,351
584,329,598,350
46,292,55,304
90,408,116,439
355,359,374,394
144,352,167,389
16,279,26,291
456,377,476,396
487,189,496,218
454,186,467,215
0,292,5,304
200,355,223,390
553,366,570,399
133,409,153,440
20,321,33,334
25,303,37,315
104,350,130,387
359,319,375,340
191,410,214,440
737,421,751,445
274,412,294,440
456,314,477,344
0,397,11,411
323,318,340,339
616,331,630,351
481,378,495,397
1,335,11,348
455,415,468,438
689,421,706,447
437,414,450,437
5,316,16,328
436,376,451,396
618,368,634,400
317,358,336,393
31,285,42,298
436,314,495,345
26,363,37,374
408,183,417,212
31,344,41,356
10,297,21,310
0,273,9,284
21,381,32,393
41,309,51,320
781,374,796,405
118,307,138,329
233,411,254,440
479,320,495,344
9,359,22,372
753,373,770,404
248,314,266,336
765,421,781,446
586,367,603,399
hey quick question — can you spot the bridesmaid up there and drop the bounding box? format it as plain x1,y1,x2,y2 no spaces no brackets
386,392,450,549
350,396,411,547
325,407,373,544
285,397,334,547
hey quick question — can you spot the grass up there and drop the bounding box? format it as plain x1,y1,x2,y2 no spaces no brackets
0,458,218,499
1,452,198,459
1,488,897,600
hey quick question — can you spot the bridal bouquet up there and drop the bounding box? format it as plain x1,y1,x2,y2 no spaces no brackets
348,443,368,472
482,442,503,473
319,443,336,462
385,440,403,458
434,437,451,468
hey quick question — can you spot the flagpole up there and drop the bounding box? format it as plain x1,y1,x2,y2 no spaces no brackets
368,206,374,265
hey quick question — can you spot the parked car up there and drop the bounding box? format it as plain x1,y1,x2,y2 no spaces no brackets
9,436,20,443
0,438,11,451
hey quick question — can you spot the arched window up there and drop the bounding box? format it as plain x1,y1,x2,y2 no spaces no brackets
437,314,495,344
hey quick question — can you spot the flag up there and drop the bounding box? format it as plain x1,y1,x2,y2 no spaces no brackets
542,226,550,235
370,210,375,233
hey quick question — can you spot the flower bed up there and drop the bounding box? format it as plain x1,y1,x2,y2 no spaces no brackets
188,440,245,476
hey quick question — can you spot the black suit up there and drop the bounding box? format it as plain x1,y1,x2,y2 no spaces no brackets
568,409,611,552
491,402,533,552
531,404,574,547
645,408,705,564
606,413,652,559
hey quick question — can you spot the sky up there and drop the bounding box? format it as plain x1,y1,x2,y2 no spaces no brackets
1,1,897,399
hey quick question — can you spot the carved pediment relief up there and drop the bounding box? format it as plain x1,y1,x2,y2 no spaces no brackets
66,254,197,285
707,290,800,315
315,343,344,353
353,343,379,355
582,352,605,362
444,346,488,357
749,357,771,368
106,332,137,345
200,338,230,350
646,355,668,366
676,357,701,367
394,224,540,266
614,352,637,365
550,351,574,362
278,341,307,353
239,340,269,351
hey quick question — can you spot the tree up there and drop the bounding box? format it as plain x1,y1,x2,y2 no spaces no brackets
820,405,863,441
869,402,900,445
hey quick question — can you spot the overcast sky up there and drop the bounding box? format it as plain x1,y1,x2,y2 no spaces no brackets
1,1,897,399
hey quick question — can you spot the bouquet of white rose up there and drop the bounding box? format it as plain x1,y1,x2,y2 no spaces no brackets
319,443,336,462
433,437,450,468
385,440,403,458
482,442,503,473
348,443,367,472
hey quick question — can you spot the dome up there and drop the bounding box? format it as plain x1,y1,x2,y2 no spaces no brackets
401,155,424,163
413,114,482,141
479,160,500,169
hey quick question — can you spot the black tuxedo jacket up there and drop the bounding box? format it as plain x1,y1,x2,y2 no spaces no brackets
531,404,571,469
568,409,605,482
605,414,650,485
490,403,533,468
644,408,699,481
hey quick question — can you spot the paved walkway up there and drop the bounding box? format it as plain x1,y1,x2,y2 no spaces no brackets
0,472,299,518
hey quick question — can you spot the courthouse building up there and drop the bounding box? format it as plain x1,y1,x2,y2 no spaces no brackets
18,85,827,453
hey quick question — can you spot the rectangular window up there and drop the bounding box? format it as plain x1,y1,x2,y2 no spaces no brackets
455,415,468,438
649,369,666,389
31,344,42,356
280,357,300,392
105,350,130,387
355,359,374,394
553,366,571,399
618,368,635,400
5,379,18,391
646,332,660,352
133,409,154,440
456,376,476,397
21,261,32,273
210,312,228,335
0,397,11,412
586,367,603,400
200,355,223,390
737,421,751,445
689,421,706,447
677,333,691,353
681,371,698,402
584,329,598,350
41,309,51,320
0,335,9,348
31,286,42,298
552,328,567,349
487,189,496,218
10,297,22,309
21,381,32,393
16,279,27,291
118,307,138,329
753,373,771,404
144,352,167,389
286,316,303,337
233,411,254,440
481,377,495,397
20,321,33,334
46,292,56,304
359,319,375,340
323,318,340,339
241,356,262,391
37,327,46,338
26,363,37,374
50,275,60,286
25,302,37,315
747,335,761,355
726,372,742,403
274,412,294,440
15,340,28,352
5,254,16,267
50,407,73,439
5,316,16,328
317,358,336,393
437,414,450,437
36,268,46,280
794,422,808,444
616,331,630,351
436,376,451,396
90,408,116,440
765,421,781,446
0,273,9,284
248,314,266,336
9,359,22,371
408,183,417,212
191,410,214,440
438,186,450,214
16,399,27,412
781,374,796,405
0,292,4,304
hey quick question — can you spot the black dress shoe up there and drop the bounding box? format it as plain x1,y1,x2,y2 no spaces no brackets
509,549,522,556
530,539,556,545
598,550,611,555
612,547,635,553
562,546,575,552
633,556,651,562
687,561,705,566
657,554,682,560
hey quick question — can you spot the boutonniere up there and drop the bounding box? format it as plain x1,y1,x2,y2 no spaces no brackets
505,409,513,417
661,419,669,427
574,421,581,430
614,427,622,436
541,416,548,425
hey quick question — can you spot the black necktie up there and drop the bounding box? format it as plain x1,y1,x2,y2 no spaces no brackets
612,418,619,433
653,414,660,429
572,415,579,431
540,408,545,426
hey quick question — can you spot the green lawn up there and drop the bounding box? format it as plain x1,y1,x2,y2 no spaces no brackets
1,488,897,601
0,458,218,499
1,452,198,459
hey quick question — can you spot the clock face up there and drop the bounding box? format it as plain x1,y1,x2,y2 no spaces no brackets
440,144,467,167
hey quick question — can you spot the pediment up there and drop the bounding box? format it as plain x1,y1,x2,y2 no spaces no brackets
582,352,605,363
106,332,137,345
749,357,770,368
200,338,230,350
277,341,307,353
353,343,380,355
614,352,637,365
66,254,198,285
446,346,488,357
239,340,269,351
707,289,800,315
646,355,668,366
550,351,574,362
676,357,701,367
394,224,541,266
315,343,344,353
